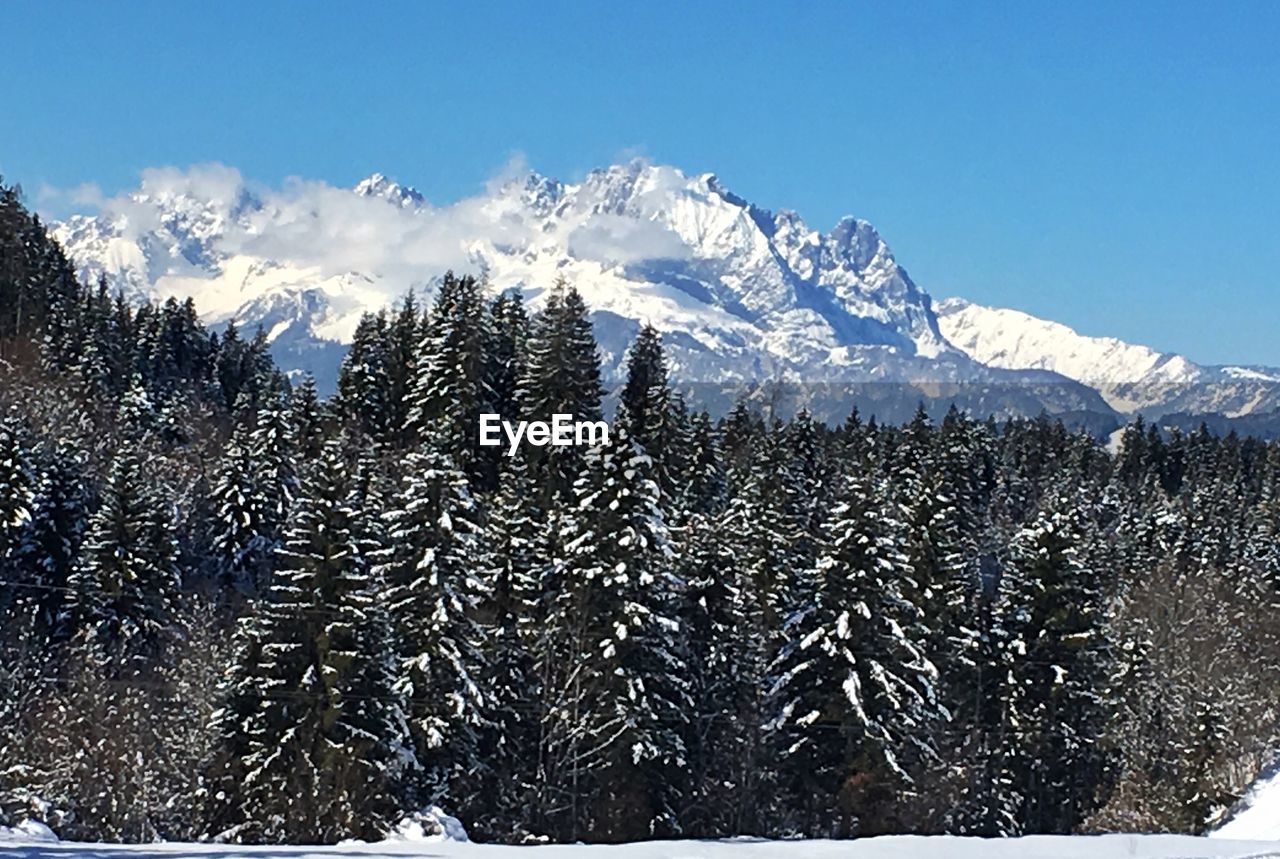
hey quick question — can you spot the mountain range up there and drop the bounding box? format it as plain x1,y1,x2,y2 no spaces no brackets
50,160,1280,427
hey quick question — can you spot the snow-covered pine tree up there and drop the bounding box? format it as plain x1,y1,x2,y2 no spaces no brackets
718,400,766,491
677,504,756,837
209,422,270,593
724,424,814,635
248,398,297,556
919,410,1007,829
939,557,1023,837
784,408,832,533
0,415,39,820
330,437,414,836
471,449,540,839
0,413,36,582
41,440,182,841
211,437,406,843
714,422,813,832
288,375,326,463
619,324,689,497
214,321,249,412
678,410,726,517
207,401,296,594
405,273,495,484
373,432,491,814
488,289,530,425
62,441,180,676
8,442,88,653
334,311,391,441
769,463,942,836
518,281,604,503
382,292,422,449
998,490,1115,833
545,423,690,842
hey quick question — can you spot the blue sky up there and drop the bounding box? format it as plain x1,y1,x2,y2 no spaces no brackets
4,1,1279,365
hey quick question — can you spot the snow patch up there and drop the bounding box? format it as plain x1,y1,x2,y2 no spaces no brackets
1212,762,1280,841
385,805,470,843
0,819,59,843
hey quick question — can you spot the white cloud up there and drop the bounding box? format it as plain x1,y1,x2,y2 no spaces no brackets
483,151,533,195
58,157,697,323
568,214,689,264
135,163,245,204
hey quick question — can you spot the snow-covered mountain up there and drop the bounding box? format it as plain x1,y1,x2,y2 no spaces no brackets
936,298,1280,417
49,161,1113,418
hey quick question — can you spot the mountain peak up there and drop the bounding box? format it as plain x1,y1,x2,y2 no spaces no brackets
51,159,1097,412
931,298,1280,416
353,172,426,208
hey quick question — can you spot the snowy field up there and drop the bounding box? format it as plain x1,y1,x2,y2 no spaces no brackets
4,834,1280,859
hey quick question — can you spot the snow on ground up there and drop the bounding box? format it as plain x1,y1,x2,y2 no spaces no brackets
2,834,1280,859
1214,762,1280,840
0,821,58,844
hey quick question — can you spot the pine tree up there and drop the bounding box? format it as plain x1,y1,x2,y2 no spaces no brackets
677,502,754,837
209,423,271,592
334,312,391,440
0,414,36,575
519,281,604,502
374,439,490,811
248,400,297,552
619,324,687,497
679,410,726,517
289,375,326,462
63,442,179,676
999,491,1115,833
770,465,942,836
211,439,406,843
385,292,422,449
472,450,540,839
710,423,814,833
489,289,530,424
405,273,495,484
9,443,89,652
544,427,690,841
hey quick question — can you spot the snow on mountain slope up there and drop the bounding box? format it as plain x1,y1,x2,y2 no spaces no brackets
936,298,1280,416
1,833,1277,858
52,161,1110,416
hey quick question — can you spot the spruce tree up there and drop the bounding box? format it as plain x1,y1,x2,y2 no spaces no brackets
546,426,689,841
473,450,540,839
211,439,406,843
489,289,530,424
334,311,391,441
519,281,604,502
770,465,942,836
209,423,271,592
405,273,495,484
999,492,1115,833
63,442,179,676
619,324,687,496
9,444,88,652
0,414,36,577
374,437,490,812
